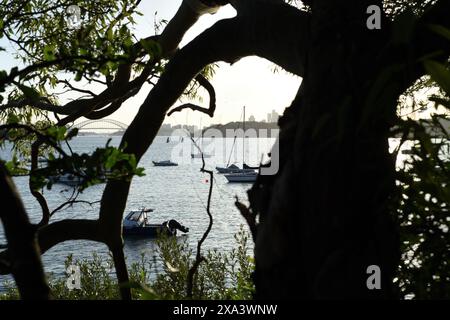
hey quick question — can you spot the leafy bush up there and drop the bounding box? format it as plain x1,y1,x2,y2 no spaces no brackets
1,226,254,300
151,225,254,300
394,116,450,299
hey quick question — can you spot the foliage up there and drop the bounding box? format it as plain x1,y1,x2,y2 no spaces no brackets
0,0,143,87
29,141,145,191
1,226,254,300
150,225,254,300
393,115,449,299
392,24,450,299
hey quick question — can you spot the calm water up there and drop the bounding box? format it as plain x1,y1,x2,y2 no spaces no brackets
0,135,276,289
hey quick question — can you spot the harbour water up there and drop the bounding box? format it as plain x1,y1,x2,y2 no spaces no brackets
0,135,276,290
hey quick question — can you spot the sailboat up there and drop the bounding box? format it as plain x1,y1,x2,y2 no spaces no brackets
216,136,239,173
225,106,258,183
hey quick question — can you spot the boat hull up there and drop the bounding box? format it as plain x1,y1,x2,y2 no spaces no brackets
191,153,212,159
225,173,257,183
152,161,178,166
216,167,255,174
123,225,176,237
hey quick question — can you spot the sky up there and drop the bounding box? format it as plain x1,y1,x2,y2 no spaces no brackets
0,0,302,127
120,0,302,127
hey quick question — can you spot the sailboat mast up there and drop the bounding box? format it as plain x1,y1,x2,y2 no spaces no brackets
242,106,245,168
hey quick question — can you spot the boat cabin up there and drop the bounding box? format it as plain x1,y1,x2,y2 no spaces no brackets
123,209,153,228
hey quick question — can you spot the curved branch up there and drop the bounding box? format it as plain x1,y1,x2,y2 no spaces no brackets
167,74,216,117
36,219,102,254
0,219,101,275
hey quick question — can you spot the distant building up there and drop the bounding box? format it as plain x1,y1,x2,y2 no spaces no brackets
271,110,279,123
267,110,280,123
248,115,256,122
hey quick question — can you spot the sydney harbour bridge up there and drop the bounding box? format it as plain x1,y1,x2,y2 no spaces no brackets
71,119,129,134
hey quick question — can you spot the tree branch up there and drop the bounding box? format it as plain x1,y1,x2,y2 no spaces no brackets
186,134,214,298
167,74,216,117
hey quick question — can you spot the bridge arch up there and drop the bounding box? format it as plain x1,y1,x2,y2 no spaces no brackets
72,119,129,131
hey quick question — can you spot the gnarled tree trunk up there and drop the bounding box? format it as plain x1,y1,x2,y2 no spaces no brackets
251,0,400,299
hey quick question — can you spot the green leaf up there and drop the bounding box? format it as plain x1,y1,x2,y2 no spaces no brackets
7,113,19,124
18,84,40,101
106,28,113,41
424,60,450,95
74,71,83,82
43,45,56,61
46,126,67,140
139,38,162,57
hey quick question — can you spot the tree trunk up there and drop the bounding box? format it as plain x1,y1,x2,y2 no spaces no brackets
0,163,50,300
251,0,399,299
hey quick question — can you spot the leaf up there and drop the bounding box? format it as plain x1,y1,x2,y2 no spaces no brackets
74,71,82,82
424,60,450,95
46,126,67,140
43,45,56,61
7,113,19,124
428,24,450,42
139,38,162,57
18,84,41,101
18,84,40,101
106,28,113,41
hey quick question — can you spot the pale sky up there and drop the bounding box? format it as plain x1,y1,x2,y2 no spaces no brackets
0,0,302,127
124,0,302,127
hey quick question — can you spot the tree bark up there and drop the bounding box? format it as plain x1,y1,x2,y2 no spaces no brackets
0,163,50,300
252,0,400,299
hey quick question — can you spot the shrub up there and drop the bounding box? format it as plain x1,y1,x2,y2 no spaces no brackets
1,225,254,300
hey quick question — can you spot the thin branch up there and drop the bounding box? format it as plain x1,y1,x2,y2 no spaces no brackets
186,132,214,298
57,80,97,97
167,74,216,117
50,199,101,217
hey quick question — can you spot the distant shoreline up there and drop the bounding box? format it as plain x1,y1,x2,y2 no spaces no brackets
77,121,280,137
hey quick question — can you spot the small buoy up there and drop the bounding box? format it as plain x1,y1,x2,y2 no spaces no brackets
205,179,209,183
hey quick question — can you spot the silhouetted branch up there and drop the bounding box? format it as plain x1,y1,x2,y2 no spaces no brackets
167,74,216,117
50,199,101,218
186,134,214,298
57,80,97,97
